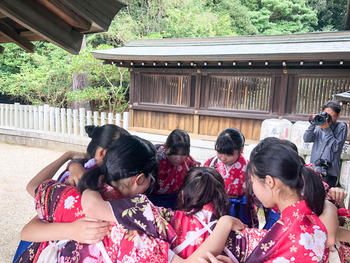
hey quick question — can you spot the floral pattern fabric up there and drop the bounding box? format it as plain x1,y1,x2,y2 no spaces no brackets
156,146,199,194
109,194,218,259
204,155,247,197
241,200,327,263
16,180,170,263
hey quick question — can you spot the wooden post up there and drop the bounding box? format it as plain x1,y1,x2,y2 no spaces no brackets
73,109,78,136
43,104,49,132
33,106,39,130
86,110,92,125
79,108,85,136
123,112,129,130
115,113,121,126
9,104,14,127
108,112,113,124
49,107,55,132
14,102,19,127
67,109,72,135
24,105,29,129
38,106,44,130
61,108,66,134
5,104,9,127
93,111,99,126
0,104,4,126
19,104,24,128
55,108,60,133
100,112,106,126
28,106,33,129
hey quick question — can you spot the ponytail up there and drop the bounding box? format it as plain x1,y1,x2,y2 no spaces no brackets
300,166,325,216
77,167,104,193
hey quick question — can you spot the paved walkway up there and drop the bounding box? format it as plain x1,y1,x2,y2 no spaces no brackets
0,142,65,262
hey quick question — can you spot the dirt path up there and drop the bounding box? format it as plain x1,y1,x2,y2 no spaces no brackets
0,142,65,262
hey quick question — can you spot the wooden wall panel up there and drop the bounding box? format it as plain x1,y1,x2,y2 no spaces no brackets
132,110,194,133
199,115,261,140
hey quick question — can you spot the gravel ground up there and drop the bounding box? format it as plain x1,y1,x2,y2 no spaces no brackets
0,142,65,262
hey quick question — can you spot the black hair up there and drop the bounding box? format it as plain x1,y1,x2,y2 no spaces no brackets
78,135,157,193
322,101,341,115
215,128,245,155
177,167,230,217
247,139,325,216
165,129,190,156
85,124,130,159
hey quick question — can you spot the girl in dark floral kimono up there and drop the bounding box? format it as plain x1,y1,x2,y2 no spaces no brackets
82,167,244,260
16,135,175,263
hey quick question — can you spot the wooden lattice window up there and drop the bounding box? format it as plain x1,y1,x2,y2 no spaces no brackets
295,76,350,116
139,74,191,106
203,75,273,111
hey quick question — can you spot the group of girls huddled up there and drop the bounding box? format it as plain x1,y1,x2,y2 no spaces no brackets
12,125,350,263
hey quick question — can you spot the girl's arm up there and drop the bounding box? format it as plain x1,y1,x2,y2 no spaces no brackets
319,200,338,248
26,151,86,197
21,215,110,244
171,216,243,263
81,189,116,222
327,187,347,208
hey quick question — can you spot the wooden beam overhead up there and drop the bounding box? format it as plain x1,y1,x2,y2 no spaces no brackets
61,0,126,31
0,0,84,54
0,11,6,18
0,30,44,43
37,0,91,31
0,44,4,54
0,20,35,52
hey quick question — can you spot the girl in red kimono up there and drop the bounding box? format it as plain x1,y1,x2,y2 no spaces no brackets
149,129,199,208
13,124,129,262
204,128,256,227
81,167,244,260
94,139,331,263
16,135,176,263
201,139,329,262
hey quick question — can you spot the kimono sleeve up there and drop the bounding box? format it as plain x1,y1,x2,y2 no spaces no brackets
224,228,267,261
108,194,177,244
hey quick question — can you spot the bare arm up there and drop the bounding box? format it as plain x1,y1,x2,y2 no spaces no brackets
26,151,86,197
172,216,245,263
327,187,347,208
81,189,116,222
319,200,338,248
21,215,110,244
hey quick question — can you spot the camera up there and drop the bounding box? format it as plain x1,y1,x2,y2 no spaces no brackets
314,159,331,176
309,112,332,126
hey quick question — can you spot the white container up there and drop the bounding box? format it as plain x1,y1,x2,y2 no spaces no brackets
242,144,257,161
290,121,313,155
340,161,350,191
260,119,292,140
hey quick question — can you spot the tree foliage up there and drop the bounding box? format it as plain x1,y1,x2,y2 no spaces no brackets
0,0,347,112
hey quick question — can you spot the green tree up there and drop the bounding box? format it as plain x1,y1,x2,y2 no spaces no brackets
308,0,347,31
246,0,318,34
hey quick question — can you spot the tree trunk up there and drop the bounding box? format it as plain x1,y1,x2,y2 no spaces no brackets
72,35,90,110
72,73,90,109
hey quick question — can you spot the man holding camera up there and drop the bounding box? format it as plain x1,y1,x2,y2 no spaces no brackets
303,101,348,187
